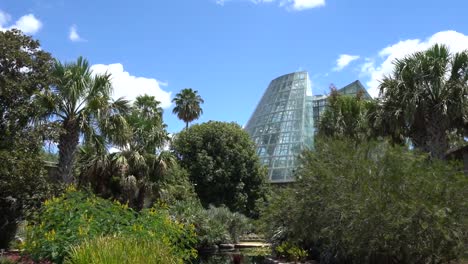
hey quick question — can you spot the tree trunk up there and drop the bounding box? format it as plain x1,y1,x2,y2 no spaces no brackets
185,121,189,129
426,113,449,160
57,118,80,184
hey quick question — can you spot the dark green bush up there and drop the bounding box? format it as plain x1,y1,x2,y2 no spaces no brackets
172,121,269,217
261,139,468,264
0,147,56,249
23,187,197,263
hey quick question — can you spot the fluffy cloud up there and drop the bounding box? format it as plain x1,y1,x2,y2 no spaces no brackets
90,63,172,109
289,0,325,10
361,30,468,98
216,0,325,10
0,10,42,34
333,54,360,71
69,24,84,42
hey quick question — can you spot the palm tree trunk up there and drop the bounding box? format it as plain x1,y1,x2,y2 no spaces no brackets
426,113,449,160
57,118,79,184
186,121,189,129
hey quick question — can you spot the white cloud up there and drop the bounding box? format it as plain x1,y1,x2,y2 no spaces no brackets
333,54,360,71
288,0,325,10
90,63,172,109
360,30,468,98
0,10,42,34
69,24,84,42
216,0,324,10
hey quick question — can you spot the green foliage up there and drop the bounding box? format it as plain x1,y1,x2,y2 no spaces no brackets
156,164,198,204
39,56,131,183
0,30,57,249
172,88,204,129
0,140,57,249
0,29,54,147
23,188,197,263
318,91,376,141
379,44,468,159
0,257,15,264
261,139,467,264
172,121,269,217
77,95,177,210
169,199,252,247
65,236,182,264
275,242,308,262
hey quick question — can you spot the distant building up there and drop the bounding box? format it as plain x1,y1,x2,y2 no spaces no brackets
244,72,314,182
245,72,371,183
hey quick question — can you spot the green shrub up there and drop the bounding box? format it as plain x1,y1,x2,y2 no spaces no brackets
23,187,197,263
172,121,269,217
169,199,252,247
261,139,468,264
65,236,182,264
275,242,308,262
0,257,15,264
0,148,56,249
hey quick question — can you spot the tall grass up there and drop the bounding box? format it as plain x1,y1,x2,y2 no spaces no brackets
65,236,182,264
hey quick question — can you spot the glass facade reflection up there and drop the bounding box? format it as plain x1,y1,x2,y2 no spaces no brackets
245,72,314,182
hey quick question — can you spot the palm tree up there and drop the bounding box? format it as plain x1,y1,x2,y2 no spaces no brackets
172,88,204,129
77,95,176,210
40,56,130,184
127,95,167,153
379,44,468,159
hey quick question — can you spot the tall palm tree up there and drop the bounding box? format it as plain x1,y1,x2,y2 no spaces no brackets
40,56,130,183
379,44,468,159
172,88,204,129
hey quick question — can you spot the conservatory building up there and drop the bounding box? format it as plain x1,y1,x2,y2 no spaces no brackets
244,71,314,183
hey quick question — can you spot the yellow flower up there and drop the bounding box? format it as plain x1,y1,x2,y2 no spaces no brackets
45,229,56,241
65,185,76,192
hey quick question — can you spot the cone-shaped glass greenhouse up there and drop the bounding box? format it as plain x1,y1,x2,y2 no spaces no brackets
245,71,314,182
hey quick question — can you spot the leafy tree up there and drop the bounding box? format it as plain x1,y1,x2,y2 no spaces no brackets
318,90,376,141
379,44,468,159
172,121,269,217
172,88,204,129
261,139,467,263
0,29,54,147
39,57,131,183
0,29,56,249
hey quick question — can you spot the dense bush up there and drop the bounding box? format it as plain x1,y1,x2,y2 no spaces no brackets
275,242,308,262
23,187,197,263
169,199,252,247
0,144,57,249
172,121,269,217
65,236,182,264
261,139,468,264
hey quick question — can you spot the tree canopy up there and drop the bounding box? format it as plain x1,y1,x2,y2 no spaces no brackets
172,88,204,129
0,29,54,148
379,44,468,159
39,56,131,183
0,29,56,248
261,139,467,263
318,90,376,141
172,121,269,217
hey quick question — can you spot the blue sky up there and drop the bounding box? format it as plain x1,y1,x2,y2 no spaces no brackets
1,0,468,133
